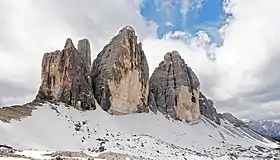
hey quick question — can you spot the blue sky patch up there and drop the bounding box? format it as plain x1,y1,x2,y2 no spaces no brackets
140,0,232,45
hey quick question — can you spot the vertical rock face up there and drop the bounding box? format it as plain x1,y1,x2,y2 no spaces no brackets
148,51,201,122
77,38,91,73
91,26,149,115
36,38,95,110
199,92,220,125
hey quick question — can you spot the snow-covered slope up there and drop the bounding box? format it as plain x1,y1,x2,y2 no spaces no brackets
0,103,279,160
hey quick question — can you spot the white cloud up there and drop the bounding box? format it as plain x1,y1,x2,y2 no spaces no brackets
165,21,175,27
0,0,157,106
143,0,280,120
215,0,280,98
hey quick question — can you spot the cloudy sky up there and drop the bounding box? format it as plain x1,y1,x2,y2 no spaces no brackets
1,0,280,121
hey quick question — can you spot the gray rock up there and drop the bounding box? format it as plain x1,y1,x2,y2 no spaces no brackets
91,26,149,115
148,51,201,122
219,113,245,127
199,92,220,125
148,92,157,114
36,38,95,110
78,38,91,74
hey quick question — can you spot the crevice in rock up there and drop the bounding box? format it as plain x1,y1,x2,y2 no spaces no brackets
52,76,56,87
174,95,178,107
186,67,197,105
47,73,51,88
59,51,66,72
165,61,172,106
128,33,135,70
170,53,178,107
191,94,196,103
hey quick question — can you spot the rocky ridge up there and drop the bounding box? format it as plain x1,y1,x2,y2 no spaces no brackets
244,119,280,141
35,38,95,110
23,25,219,123
219,113,246,127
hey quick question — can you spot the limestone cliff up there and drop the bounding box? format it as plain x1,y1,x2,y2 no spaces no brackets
36,38,95,110
91,26,149,115
148,51,200,122
199,92,220,125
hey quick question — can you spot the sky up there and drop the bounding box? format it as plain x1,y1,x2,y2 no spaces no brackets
0,0,280,122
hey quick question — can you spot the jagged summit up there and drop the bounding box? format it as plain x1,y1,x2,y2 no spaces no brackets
91,26,149,115
64,38,74,49
35,30,221,124
164,50,181,61
33,26,222,123
148,51,201,122
35,38,95,110
163,50,200,89
36,26,150,115
119,25,135,34
77,38,91,74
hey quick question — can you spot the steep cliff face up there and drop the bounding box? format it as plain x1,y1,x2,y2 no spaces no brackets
77,38,91,74
148,51,201,122
36,38,95,110
91,26,149,115
199,92,220,125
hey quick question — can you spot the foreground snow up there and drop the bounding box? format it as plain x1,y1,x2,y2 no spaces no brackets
0,103,279,159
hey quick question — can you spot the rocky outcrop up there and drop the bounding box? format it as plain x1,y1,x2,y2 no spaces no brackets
91,26,149,115
77,38,91,74
0,101,39,123
148,51,200,122
219,113,246,127
36,38,95,110
199,92,221,125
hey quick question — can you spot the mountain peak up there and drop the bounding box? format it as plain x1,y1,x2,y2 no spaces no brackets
244,119,280,140
36,38,95,110
119,25,135,34
164,50,182,63
91,25,149,115
77,38,91,73
64,38,75,49
149,51,200,122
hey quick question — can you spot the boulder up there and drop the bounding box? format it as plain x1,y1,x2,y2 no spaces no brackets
35,38,95,110
199,92,220,125
148,51,200,122
91,26,149,115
